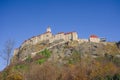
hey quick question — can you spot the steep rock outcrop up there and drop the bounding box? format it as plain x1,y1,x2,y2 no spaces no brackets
12,40,120,63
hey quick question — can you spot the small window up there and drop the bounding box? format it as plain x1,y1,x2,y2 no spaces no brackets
69,36,72,39
46,35,49,37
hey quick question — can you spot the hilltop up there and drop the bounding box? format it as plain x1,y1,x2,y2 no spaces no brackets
0,27,120,80
12,27,107,62
12,39,120,63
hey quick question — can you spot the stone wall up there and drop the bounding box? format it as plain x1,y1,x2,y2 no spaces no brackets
89,37,100,43
13,48,19,56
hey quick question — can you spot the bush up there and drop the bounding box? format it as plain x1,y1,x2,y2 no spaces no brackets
36,58,46,64
104,75,113,80
25,55,32,63
0,73,2,79
39,49,51,58
89,61,117,80
113,73,120,80
67,50,81,64
2,70,9,80
113,57,120,66
25,62,59,80
6,72,23,80
14,64,28,70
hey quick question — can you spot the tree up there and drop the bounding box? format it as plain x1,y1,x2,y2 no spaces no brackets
1,39,14,67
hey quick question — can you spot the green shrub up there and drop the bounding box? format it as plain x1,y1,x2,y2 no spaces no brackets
71,50,81,63
2,71,8,80
113,73,120,80
36,49,51,65
104,75,113,80
36,58,46,64
68,59,73,64
14,64,27,70
39,49,51,58
6,72,23,80
113,57,120,66
25,55,32,63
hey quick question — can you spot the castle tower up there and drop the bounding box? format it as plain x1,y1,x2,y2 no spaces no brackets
46,26,51,32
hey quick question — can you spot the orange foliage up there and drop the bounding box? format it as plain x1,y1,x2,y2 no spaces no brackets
25,63,60,80
6,72,23,80
1,57,120,80
90,61,117,79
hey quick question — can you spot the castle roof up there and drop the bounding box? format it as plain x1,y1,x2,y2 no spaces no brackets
36,31,52,37
57,32,64,34
43,31,52,34
31,36,36,38
90,35,99,38
65,31,76,35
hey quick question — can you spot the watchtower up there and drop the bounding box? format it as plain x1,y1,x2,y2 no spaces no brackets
46,26,51,32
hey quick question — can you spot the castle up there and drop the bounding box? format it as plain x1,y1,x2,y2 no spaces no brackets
20,27,78,48
13,27,106,56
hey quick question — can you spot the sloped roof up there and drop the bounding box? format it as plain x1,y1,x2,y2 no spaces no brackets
90,35,99,38
65,32,76,35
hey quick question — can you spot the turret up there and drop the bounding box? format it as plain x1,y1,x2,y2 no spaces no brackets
46,26,51,32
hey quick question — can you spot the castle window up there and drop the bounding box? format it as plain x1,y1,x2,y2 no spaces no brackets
46,35,49,37
69,36,72,39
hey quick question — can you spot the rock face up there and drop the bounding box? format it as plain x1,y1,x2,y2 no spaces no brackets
11,40,120,63
12,40,50,62
48,41,120,63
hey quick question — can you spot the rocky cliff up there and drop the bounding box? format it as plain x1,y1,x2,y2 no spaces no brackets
1,40,120,80
12,40,120,63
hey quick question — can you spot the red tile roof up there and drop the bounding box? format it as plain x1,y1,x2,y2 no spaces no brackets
57,32,64,34
65,32,76,35
90,35,99,38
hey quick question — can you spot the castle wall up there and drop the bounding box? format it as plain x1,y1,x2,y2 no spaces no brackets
55,33,65,41
30,36,38,45
65,33,72,41
49,36,55,43
42,32,52,41
13,48,19,56
37,35,42,42
79,39,88,43
21,40,29,49
89,38,100,43
65,32,78,41
72,32,78,40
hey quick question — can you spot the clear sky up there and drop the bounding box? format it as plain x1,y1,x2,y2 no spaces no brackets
0,0,120,71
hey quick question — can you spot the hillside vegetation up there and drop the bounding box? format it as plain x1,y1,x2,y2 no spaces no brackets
0,40,120,80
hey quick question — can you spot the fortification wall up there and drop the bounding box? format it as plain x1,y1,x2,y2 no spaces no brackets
55,33,65,41
89,38,100,43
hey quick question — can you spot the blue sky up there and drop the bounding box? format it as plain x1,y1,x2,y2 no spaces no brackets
0,0,120,71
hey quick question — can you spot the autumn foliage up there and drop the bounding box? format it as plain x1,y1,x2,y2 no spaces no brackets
1,59,120,80
1,52,120,80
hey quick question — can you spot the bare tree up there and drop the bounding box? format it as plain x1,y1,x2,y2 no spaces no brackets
1,39,14,67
